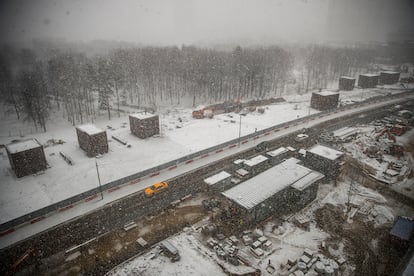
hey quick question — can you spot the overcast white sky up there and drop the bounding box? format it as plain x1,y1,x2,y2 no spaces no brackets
0,0,413,45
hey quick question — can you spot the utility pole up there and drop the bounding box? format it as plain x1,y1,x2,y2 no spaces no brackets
95,159,103,200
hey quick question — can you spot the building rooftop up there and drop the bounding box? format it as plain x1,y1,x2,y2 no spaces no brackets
360,73,379,77
76,124,104,135
6,139,42,154
308,144,344,161
266,147,288,157
390,217,414,241
222,158,324,210
340,76,356,80
129,113,158,120
314,91,339,96
204,171,231,186
244,155,268,167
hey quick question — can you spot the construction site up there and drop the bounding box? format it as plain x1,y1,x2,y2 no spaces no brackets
7,99,413,276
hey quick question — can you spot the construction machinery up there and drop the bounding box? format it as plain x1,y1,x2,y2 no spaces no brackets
375,128,396,143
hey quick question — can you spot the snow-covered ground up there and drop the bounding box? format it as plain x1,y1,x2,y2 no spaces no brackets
0,85,412,233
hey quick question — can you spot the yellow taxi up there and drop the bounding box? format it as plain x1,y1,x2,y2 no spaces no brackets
144,181,169,197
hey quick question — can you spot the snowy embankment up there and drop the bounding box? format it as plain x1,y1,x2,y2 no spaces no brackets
0,99,316,224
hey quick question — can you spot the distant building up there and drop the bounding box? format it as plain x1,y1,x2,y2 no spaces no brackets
304,144,344,180
222,158,324,223
358,74,379,88
6,139,47,178
339,76,355,91
129,113,160,139
379,71,400,85
76,124,108,157
310,91,339,111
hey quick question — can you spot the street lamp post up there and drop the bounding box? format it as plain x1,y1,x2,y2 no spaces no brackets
238,115,242,147
95,158,103,200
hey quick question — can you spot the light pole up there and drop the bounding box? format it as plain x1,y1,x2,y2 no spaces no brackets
238,115,242,147
95,158,103,200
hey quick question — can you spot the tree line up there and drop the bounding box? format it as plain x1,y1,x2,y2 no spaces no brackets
0,43,375,132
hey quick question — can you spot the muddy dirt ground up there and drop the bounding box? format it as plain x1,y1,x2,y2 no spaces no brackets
17,203,207,276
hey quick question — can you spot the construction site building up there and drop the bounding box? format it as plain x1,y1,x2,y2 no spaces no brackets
76,124,108,157
242,155,269,176
339,76,356,91
129,113,160,139
222,158,324,223
358,74,379,88
379,71,400,85
304,144,344,180
203,171,232,192
6,139,47,178
310,91,339,111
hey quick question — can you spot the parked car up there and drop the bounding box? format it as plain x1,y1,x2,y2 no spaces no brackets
145,181,169,196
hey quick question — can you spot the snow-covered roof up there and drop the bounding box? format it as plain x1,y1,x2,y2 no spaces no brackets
266,147,288,157
236,168,249,177
244,155,268,167
76,124,104,135
222,158,324,210
308,144,343,161
315,91,339,96
129,113,158,120
233,159,245,165
332,127,359,139
204,171,231,185
360,73,379,77
340,76,355,80
6,139,42,154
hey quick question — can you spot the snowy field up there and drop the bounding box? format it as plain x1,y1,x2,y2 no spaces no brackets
0,85,412,225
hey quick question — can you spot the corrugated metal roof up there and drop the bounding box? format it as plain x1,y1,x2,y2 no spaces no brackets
222,158,324,210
